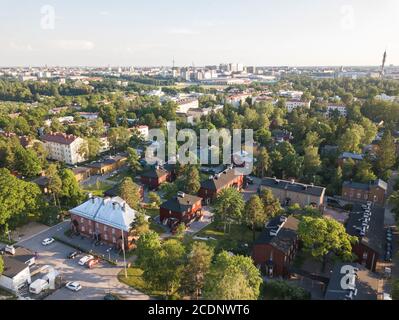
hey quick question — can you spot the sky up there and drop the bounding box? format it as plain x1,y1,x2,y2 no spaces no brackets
0,0,398,67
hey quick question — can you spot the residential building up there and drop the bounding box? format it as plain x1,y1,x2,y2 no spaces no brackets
252,216,299,277
0,256,32,294
140,165,173,189
87,155,127,175
326,104,347,117
225,93,252,108
260,178,326,209
41,132,87,165
345,205,385,271
160,193,203,225
338,152,364,166
176,98,199,114
72,166,92,182
198,167,244,204
285,100,311,113
342,179,387,205
69,196,146,250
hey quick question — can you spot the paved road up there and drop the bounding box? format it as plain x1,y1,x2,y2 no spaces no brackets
18,224,149,300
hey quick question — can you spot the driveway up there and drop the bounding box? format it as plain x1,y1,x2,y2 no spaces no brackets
242,176,262,202
17,224,149,300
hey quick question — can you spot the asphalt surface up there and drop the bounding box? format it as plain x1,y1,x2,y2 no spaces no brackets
17,223,149,300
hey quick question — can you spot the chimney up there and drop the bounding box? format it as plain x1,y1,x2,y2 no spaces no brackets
112,202,116,210
122,202,126,212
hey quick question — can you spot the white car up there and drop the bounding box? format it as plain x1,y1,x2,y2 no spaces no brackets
66,281,82,292
42,238,55,246
78,255,94,266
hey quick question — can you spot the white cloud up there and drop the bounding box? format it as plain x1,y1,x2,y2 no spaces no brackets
9,42,34,51
167,27,199,35
54,40,95,51
99,11,109,16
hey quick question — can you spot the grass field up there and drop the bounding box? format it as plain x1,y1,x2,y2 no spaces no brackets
195,221,261,255
118,266,164,299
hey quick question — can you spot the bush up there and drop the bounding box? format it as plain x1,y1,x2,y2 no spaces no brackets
392,279,399,300
263,280,311,300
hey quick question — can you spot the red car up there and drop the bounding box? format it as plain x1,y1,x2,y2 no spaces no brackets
86,258,100,269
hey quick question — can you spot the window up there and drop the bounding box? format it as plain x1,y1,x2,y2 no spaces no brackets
80,217,84,223
81,226,85,232
104,234,108,240
104,225,107,232
112,237,116,243
112,228,115,234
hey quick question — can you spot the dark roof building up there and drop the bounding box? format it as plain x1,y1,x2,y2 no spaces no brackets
252,216,300,277
261,178,326,208
342,179,387,205
325,263,380,300
160,193,203,224
345,203,385,271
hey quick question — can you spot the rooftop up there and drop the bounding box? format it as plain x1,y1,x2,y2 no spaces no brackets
1,255,29,278
325,263,379,300
69,196,142,232
160,193,202,213
343,179,388,191
41,132,80,145
254,216,299,254
200,168,242,191
261,177,326,197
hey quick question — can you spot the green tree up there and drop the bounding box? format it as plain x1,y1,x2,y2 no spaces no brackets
392,279,399,300
256,147,270,178
59,169,84,207
259,188,282,218
298,216,357,270
15,147,42,178
355,160,377,184
203,251,262,300
244,195,265,241
303,146,321,179
338,127,362,153
264,280,311,300
180,242,213,299
118,177,141,210
0,168,42,232
213,187,245,232
46,164,62,208
132,210,150,236
376,131,396,178
160,182,179,200
148,191,161,208
180,166,201,194
126,147,142,175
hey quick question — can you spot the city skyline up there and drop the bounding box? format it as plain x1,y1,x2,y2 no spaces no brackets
1,0,399,67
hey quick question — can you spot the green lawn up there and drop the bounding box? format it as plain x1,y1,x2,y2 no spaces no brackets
195,221,261,255
82,181,114,196
144,208,167,234
106,170,131,183
118,266,164,299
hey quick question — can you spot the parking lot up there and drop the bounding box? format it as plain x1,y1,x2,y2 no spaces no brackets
18,224,149,300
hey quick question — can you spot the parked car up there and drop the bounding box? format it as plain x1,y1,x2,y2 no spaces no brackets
66,281,82,292
4,245,16,255
78,255,94,266
42,238,55,246
245,176,254,185
67,251,80,259
86,258,100,269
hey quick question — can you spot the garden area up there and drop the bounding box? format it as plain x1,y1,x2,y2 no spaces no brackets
194,221,261,255
118,265,165,299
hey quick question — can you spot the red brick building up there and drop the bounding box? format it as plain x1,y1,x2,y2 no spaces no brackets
69,196,147,250
160,193,202,225
140,166,174,189
252,216,299,278
198,168,244,204
342,179,387,205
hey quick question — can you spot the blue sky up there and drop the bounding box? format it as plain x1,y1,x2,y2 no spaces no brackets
0,0,398,66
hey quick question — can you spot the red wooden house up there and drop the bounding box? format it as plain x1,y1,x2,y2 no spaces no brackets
160,193,203,225
198,168,244,204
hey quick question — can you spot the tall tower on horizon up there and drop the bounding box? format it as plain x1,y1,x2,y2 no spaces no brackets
380,50,387,79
